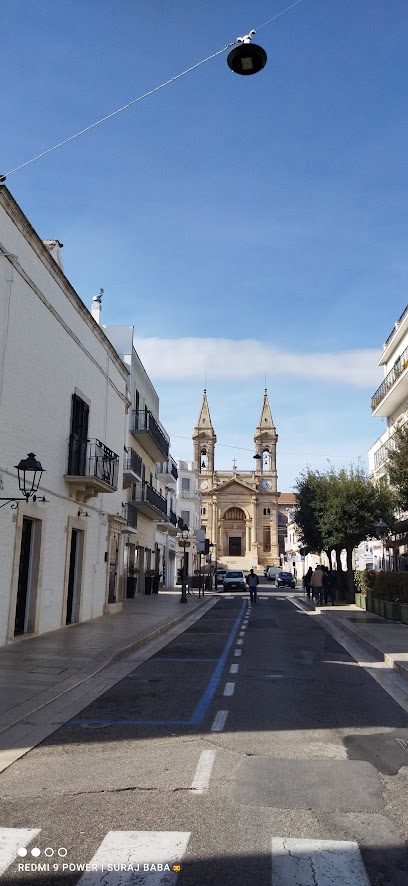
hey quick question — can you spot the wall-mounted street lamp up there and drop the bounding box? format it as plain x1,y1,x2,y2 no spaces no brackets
0,453,45,510
179,527,190,604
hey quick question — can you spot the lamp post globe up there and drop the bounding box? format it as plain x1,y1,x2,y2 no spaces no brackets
14,453,44,499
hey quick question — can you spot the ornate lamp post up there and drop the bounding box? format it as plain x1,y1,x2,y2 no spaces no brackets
180,527,190,604
0,453,45,509
375,519,389,571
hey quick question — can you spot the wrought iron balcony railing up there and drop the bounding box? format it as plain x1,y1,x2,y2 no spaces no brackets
123,501,138,529
67,437,119,488
131,481,168,518
131,409,169,458
124,449,142,477
371,346,408,412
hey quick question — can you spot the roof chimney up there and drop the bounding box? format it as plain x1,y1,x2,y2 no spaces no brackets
91,288,103,325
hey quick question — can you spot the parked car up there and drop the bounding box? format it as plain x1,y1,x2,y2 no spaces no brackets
266,565,280,582
223,570,246,591
276,571,296,588
216,569,227,586
264,563,274,577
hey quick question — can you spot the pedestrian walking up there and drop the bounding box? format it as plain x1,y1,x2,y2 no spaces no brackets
246,568,259,603
303,566,313,599
310,565,324,604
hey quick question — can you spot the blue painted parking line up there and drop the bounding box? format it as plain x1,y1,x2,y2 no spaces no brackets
67,599,247,728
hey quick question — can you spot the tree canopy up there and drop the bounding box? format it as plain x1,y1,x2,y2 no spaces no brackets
294,464,395,570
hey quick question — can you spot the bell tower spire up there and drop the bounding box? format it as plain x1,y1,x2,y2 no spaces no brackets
254,389,278,490
193,389,217,475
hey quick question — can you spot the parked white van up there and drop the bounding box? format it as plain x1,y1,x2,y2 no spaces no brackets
266,565,280,582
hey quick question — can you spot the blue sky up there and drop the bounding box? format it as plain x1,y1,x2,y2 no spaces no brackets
3,1,408,489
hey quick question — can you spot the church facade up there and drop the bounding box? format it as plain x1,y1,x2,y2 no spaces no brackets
192,390,283,569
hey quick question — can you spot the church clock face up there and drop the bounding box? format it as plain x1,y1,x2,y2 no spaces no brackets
261,479,272,489
200,480,208,490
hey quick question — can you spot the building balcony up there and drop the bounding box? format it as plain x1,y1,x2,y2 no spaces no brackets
123,501,138,530
131,481,168,521
371,348,408,416
157,458,178,485
157,508,179,536
178,489,199,500
130,409,169,460
123,448,143,489
64,437,119,503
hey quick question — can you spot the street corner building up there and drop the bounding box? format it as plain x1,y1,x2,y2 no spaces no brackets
193,389,294,570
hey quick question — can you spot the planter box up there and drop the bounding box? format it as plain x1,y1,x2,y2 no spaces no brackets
366,592,374,613
144,576,152,595
373,598,386,617
400,604,408,625
384,601,401,621
355,593,367,610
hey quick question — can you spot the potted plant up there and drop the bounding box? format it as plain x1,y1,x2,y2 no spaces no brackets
144,569,155,594
354,570,367,610
126,565,138,598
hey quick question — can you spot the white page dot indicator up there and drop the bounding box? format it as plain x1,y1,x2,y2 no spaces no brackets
31,848,41,857
18,849,27,857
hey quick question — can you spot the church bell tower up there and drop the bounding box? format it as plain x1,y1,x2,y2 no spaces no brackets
254,389,278,492
193,389,217,480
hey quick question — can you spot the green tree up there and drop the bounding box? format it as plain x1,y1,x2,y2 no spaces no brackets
294,465,395,597
386,424,408,511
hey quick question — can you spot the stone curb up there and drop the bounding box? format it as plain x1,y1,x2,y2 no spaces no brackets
0,596,214,735
294,595,408,684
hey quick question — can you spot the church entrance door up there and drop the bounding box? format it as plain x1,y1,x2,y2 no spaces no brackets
229,537,242,556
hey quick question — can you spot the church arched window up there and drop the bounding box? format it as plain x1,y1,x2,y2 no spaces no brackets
200,449,207,473
263,448,272,471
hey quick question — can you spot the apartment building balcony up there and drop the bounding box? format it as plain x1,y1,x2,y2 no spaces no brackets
157,458,178,485
65,437,119,503
178,489,200,500
371,348,408,416
123,501,138,531
130,410,169,460
131,480,168,520
123,448,143,489
157,508,179,536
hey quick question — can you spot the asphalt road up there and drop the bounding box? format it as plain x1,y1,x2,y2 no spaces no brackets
1,583,408,885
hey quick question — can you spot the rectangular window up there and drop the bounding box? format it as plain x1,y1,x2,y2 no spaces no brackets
181,478,190,491
263,527,271,552
181,510,190,527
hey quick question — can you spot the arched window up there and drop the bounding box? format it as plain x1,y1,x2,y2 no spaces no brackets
200,449,207,473
224,507,246,521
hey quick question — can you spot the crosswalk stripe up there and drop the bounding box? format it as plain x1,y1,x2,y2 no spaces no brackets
77,831,190,884
271,838,370,885
0,828,40,875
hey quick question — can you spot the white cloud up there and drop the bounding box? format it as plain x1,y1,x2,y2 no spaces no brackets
133,337,381,389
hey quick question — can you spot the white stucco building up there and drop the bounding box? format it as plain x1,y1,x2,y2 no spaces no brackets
176,460,201,578
369,304,408,570
0,186,129,645
102,324,178,592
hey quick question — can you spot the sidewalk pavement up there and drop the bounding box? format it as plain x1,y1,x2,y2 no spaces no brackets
0,589,214,736
295,593,408,683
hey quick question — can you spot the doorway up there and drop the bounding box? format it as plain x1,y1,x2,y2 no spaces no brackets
66,528,84,624
229,536,242,556
14,517,34,635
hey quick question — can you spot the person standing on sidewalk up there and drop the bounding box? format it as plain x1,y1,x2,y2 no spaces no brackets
303,566,313,599
246,568,259,603
310,565,324,604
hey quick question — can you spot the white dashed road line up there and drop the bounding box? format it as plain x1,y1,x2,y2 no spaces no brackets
223,682,235,696
211,710,228,732
234,649,241,657
230,664,239,674
190,750,216,794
